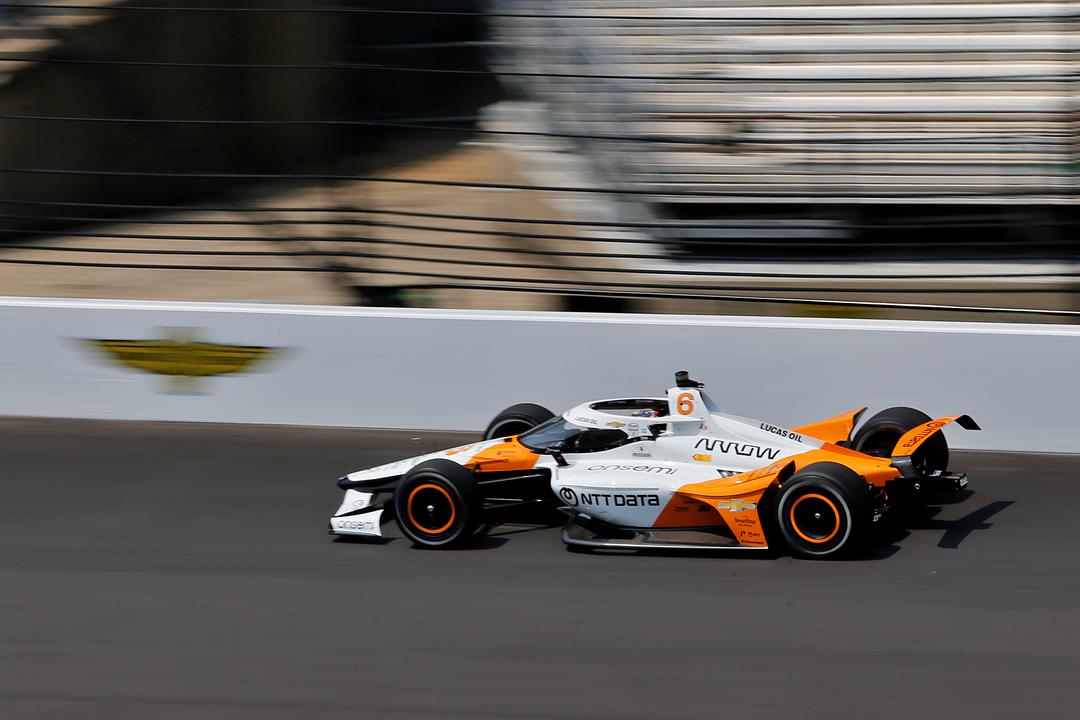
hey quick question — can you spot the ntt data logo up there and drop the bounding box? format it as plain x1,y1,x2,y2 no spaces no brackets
559,487,579,506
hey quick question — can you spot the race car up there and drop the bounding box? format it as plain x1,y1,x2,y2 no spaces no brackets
329,371,978,558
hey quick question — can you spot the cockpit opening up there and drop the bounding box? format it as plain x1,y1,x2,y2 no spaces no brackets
519,418,635,454
589,398,669,418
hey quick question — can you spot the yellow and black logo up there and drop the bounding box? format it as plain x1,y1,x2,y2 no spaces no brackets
716,498,757,513
85,328,282,393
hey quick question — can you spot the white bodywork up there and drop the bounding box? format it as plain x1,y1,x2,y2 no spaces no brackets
330,491,383,535
331,382,829,537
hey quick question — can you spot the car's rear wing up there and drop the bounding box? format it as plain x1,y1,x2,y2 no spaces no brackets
891,415,980,478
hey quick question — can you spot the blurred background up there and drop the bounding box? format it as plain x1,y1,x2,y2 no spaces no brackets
2,8,1078,718
0,0,1075,320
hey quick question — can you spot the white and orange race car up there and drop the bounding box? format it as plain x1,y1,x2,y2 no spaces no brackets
330,372,978,558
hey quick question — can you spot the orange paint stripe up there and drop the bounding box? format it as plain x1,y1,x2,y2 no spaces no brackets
466,438,540,473
792,407,866,444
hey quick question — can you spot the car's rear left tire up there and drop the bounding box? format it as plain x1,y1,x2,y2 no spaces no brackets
482,403,554,440
777,462,871,559
394,460,484,548
852,406,948,476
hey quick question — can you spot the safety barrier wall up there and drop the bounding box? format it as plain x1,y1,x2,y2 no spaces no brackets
0,297,1077,452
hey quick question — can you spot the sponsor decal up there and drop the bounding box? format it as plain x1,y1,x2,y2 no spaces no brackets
901,421,946,449
446,443,482,456
607,421,626,428
335,518,379,533
573,416,599,426
559,487,579,506
742,461,786,482
716,498,757,513
668,496,714,515
561,486,659,508
759,423,802,443
695,438,781,460
627,422,641,436
632,450,653,458
84,328,282,394
732,515,756,527
692,453,713,463
587,464,676,475
578,492,661,508
737,528,767,546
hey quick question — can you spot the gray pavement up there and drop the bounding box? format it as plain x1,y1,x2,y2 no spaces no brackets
1,418,1078,719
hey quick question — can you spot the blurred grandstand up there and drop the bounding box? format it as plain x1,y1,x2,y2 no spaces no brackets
492,0,1077,256
0,1,113,74
0,1,1075,320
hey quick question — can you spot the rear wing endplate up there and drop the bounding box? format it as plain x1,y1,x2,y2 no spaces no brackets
891,415,980,477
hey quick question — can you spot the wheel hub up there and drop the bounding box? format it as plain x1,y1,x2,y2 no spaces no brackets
789,492,842,544
406,483,457,535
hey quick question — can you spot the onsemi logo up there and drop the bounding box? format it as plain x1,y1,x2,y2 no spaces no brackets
694,438,781,460
84,328,282,393
335,518,379,533
586,464,676,475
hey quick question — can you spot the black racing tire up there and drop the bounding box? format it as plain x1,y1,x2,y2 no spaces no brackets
777,462,871,559
482,403,554,440
852,406,948,476
393,460,484,548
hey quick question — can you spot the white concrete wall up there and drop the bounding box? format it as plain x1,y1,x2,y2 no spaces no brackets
1,297,1077,452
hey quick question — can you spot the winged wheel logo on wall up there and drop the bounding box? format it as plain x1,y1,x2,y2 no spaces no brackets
84,328,284,393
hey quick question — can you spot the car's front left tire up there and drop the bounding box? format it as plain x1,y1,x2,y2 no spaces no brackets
394,460,484,548
777,462,871,559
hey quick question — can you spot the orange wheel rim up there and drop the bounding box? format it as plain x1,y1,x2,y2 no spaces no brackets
407,483,457,534
789,493,841,544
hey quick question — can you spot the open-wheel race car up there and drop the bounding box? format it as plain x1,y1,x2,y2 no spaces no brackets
330,372,978,558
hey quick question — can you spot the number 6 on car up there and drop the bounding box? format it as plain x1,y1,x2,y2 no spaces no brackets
330,371,978,559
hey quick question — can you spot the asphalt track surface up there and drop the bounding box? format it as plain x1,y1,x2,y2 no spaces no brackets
2,419,1079,720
